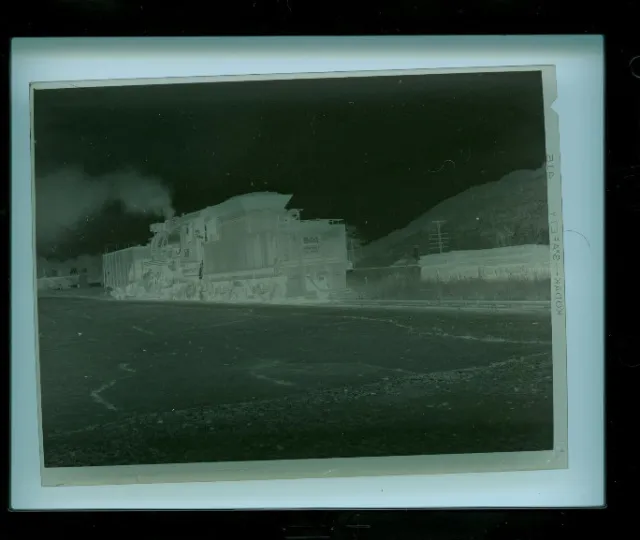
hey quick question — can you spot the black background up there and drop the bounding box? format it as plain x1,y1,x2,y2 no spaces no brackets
33,69,546,259
33,68,545,261
3,0,634,538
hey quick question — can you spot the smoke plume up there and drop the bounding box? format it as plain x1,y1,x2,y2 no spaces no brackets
36,167,175,247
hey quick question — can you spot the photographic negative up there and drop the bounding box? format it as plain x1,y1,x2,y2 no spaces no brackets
31,67,567,486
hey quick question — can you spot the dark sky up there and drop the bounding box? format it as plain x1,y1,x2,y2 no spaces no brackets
34,70,546,259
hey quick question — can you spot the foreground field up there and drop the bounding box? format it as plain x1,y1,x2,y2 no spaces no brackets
38,297,555,467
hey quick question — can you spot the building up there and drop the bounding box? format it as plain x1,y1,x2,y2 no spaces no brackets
37,254,103,285
103,192,349,302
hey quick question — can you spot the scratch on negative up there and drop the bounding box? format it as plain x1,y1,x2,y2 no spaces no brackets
428,159,456,174
340,315,416,333
210,319,246,328
565,229,591,249
90,381,117,411
250,372,295,386
132,325,155,335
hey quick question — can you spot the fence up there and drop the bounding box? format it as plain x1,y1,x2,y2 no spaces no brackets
347,265,421,300
346,261,551,302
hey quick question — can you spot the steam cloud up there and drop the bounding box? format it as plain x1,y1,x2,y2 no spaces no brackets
36,167,175,247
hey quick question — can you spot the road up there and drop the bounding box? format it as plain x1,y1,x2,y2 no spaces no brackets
37,297,555,468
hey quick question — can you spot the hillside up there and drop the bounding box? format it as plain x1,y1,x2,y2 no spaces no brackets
357,166,549,268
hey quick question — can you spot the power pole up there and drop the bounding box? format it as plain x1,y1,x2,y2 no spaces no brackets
429,220,449,254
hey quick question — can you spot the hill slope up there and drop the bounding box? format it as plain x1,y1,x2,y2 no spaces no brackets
357,166,549,268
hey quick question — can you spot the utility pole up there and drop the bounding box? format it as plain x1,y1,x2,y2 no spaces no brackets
348,236,356,269
429,220,449,254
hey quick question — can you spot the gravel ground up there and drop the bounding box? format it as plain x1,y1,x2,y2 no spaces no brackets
38,297,554,467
